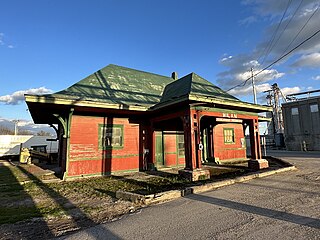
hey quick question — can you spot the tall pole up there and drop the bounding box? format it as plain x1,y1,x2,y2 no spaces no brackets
251,68,257,104
12,120,19,135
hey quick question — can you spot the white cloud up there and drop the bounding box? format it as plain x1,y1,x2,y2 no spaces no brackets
280,86,301,97
0,33,4,45
291,52,320,68
252,0,320,58
0,117,56,135
0,32,15,49
312,75,320,80
219,55,233,63
0,87,53,105
242,0,318,19
239,16,257,26
217,54,285,92
229,83,272,97
217,0,319,98
16,120,34,127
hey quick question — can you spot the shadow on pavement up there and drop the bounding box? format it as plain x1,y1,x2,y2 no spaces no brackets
243,181,320,196
186,194,320,229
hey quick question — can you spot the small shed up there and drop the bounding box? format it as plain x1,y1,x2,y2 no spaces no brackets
25,64,271,180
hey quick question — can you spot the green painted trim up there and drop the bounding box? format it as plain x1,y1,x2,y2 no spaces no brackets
65,109,74,180
25,95,148,111
70,153,141,161
98,124,124,150
112,168,140,174
223,128,235,144
64,168,139,179
215,158,249,163
189,94,272,112
216,147,246,151
53,114,67,138
192,106,258,117
176,134,185,158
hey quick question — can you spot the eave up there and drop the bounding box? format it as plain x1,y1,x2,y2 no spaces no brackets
258,116,272,122
189,94,272,113
151,94,272,113
25,95,149,112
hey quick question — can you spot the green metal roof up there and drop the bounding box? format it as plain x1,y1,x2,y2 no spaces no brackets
48,64,174,108
159,72,239,105
28,64,269,113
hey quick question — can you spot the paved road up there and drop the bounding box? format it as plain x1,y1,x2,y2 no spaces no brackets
60,150,320,239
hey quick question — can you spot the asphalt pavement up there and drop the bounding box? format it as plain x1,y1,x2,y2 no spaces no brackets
59,150,320,240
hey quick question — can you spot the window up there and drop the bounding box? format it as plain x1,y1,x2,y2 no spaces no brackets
99,124,123,149
310,104,318,113
177,134,185,157
224,128,235,144
291,107,299,115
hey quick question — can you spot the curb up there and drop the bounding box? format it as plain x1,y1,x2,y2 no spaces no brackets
116,164,297,205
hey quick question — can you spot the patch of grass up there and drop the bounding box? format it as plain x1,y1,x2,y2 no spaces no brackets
0,206,42,224
0,161,256,226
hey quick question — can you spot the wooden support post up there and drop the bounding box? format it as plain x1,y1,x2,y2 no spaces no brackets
181,115,192,170
179,110,210,181
148,124,156,171
248,118,268,170
249,118,262,159
193,110,202,169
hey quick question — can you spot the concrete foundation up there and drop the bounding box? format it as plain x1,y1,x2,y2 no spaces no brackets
178,168,210,181
248,159,269,170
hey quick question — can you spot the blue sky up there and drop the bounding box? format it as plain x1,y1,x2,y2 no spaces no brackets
1,0,320,129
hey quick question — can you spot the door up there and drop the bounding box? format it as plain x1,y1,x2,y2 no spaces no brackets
155,132,164,167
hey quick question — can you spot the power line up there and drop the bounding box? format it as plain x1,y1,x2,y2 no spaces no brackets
226,27,320,92
279,2,319,58
258,0,293,66
261,0,304,67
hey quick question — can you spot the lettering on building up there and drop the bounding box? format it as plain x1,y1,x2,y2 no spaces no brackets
222,113,238,118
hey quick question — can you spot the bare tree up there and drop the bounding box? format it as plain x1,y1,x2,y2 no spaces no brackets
0,126,14,135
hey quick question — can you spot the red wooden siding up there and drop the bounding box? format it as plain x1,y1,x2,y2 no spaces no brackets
213,123,246,161
68,115,140,177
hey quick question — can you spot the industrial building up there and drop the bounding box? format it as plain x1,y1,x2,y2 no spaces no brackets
282,90,320,151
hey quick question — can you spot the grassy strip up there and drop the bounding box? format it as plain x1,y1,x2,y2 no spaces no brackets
0,163,247,225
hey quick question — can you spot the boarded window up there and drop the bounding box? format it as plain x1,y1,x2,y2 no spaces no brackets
291,107,299,115
310,104,320,133
224,128,235,144
99,124,123,149
177,134,185,157
310,104,319,113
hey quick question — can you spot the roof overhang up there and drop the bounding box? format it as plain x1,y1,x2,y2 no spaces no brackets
25,92,272,124
151,94,272,113
25,95,149,111
258,116,272,122
189,94,272,112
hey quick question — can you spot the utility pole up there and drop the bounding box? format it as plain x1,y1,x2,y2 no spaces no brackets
271,83,284,134
12,120,19,135
251,68,257,104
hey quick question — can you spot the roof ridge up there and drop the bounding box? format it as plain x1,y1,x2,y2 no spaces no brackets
106,64,173,80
